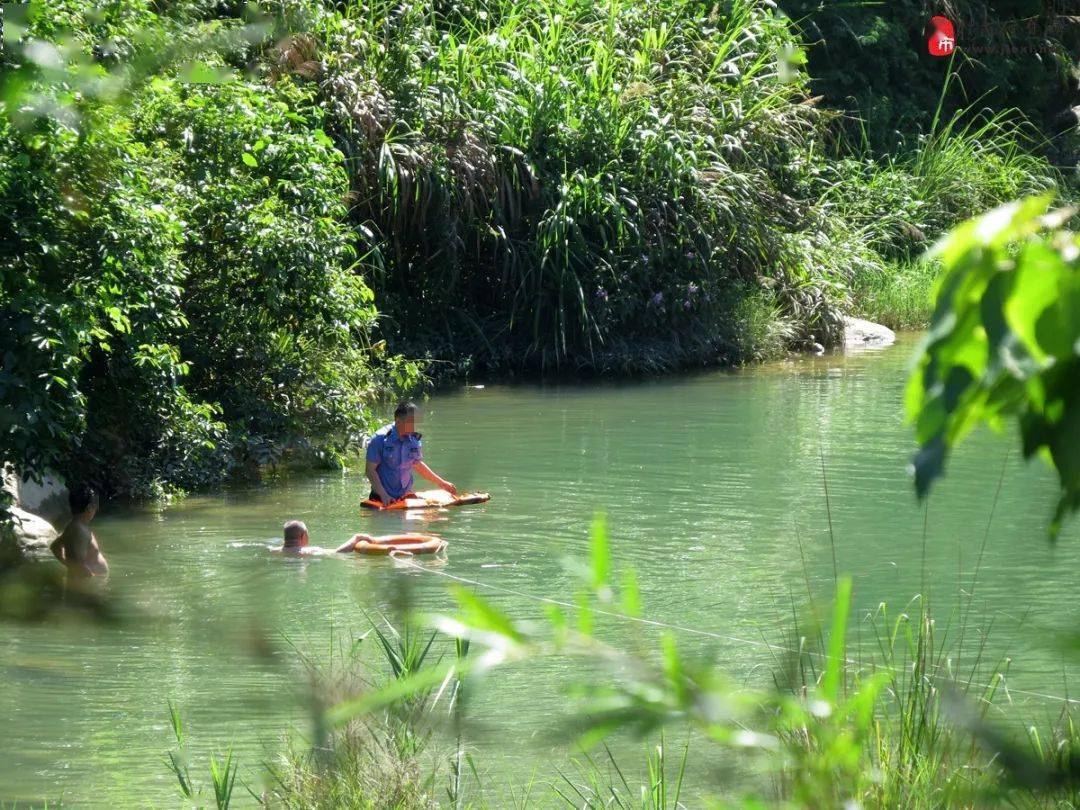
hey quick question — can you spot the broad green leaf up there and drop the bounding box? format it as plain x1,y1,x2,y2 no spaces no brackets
452,586,523,643
1006,241,1062,363
909,195,1080,536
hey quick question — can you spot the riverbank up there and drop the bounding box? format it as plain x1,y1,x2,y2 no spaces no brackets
0,0,1069,519
320,0,1059,374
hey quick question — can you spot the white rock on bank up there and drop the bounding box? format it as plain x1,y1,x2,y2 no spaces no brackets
3,465,69,552
8,506,59,550
842,316,896,349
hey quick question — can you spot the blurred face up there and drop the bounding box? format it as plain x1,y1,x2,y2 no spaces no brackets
396,411,420,436
298,531,309,548
82,499,98,520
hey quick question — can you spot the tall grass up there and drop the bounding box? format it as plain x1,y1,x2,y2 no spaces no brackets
165,701,240,809
780,594,1080,807
259,0,1064,371
262,613,472,808
767,468,1080,807
277,0,875,370
555,735,690,809
818,80,1060,331
263,633,438,807
849,260,938,331
820,111,1057,260
773,594,1009,807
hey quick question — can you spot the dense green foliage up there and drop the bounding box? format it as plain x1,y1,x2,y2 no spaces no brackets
314,0,855,371
0,2,418,501
908,194,1080,537
304,0,1061,373
0,0,1069,511
780,0,1080,155
840,100,1057,327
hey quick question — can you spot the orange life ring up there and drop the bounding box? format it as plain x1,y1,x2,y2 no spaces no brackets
354,534,447,556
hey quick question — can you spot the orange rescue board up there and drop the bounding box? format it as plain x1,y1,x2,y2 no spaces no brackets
354,534,447,555
361,490,491,511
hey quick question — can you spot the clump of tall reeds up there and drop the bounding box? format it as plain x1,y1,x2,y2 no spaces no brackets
268,0,873,370
817,88,1060,331
261,614,471,809
256,0,1063,371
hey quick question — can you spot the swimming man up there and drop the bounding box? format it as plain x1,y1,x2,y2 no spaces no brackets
365,401,457,507
49,485,109,578
271,520,372,556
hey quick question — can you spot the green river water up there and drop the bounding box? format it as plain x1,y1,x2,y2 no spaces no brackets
3,334,1078,806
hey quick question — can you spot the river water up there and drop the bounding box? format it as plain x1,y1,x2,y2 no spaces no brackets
3,335,1077,806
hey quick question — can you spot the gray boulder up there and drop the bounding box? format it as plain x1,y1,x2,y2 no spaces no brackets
843,316,896,350
9,506,59,550
3,465,69,555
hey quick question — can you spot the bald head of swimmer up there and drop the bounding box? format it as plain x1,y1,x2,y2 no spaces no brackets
394,400,420,436
282,520,309,549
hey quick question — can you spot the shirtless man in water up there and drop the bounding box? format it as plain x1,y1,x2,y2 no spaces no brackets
271,520,372,556
50,485,109,578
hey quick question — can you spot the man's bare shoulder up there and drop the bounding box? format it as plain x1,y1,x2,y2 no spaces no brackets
58,521,91,544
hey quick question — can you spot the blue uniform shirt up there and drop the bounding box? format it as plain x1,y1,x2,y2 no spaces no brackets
366,423,423,500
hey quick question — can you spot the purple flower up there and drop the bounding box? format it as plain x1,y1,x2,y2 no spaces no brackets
650,292,664,306
683,299,692,311
685,250,696,260
640,253,650,265
595,287,608,302
687,282,700,295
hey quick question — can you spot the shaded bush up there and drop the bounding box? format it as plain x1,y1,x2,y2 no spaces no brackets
779,0,1080,156
0,1,418,501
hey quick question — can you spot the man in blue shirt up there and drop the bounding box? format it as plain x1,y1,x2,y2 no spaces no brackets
365,401,457,506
